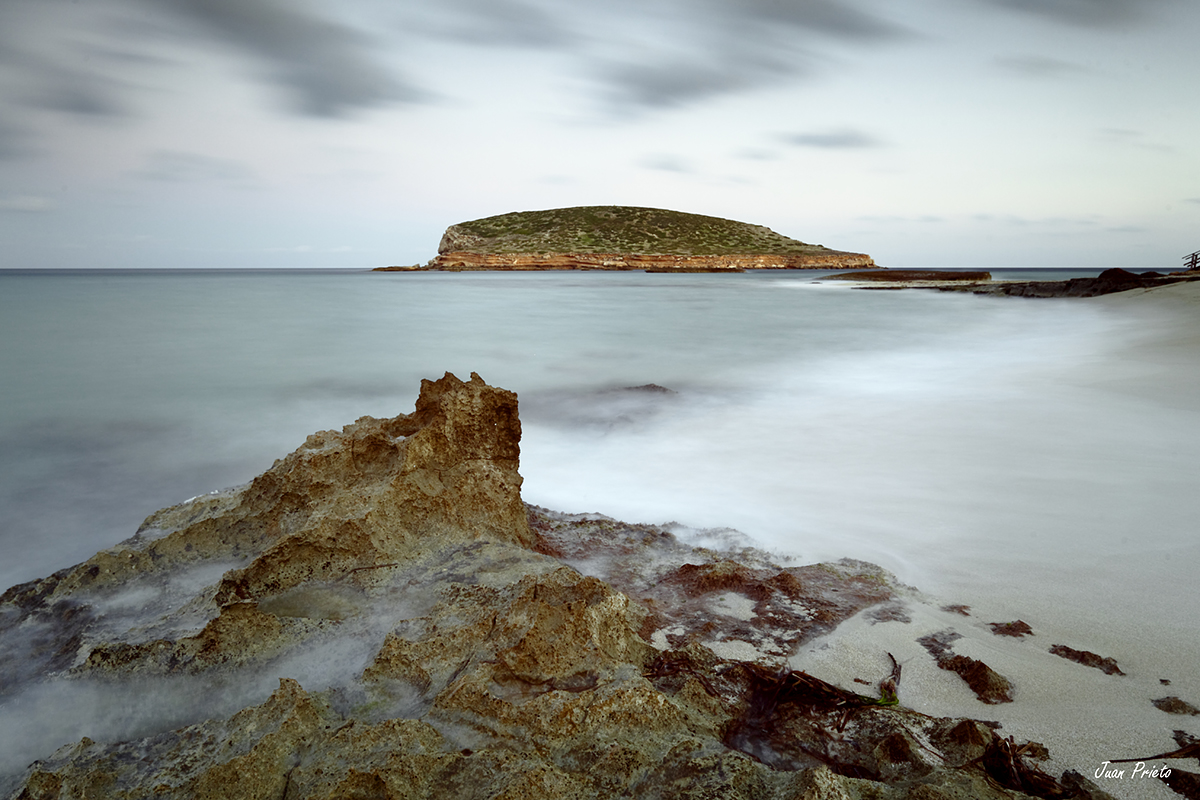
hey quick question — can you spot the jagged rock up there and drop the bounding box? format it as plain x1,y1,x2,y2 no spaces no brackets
0,374,1111,800
1049,644,1126,676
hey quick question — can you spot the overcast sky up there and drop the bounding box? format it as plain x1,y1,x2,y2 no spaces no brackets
1,0,1197,267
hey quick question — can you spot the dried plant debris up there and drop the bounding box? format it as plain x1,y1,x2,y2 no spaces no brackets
941,603,972,616
989,620,1034,638
1109,740,1200,764
918,630,1014,704
980,736,1068,798
1049,644,1125,676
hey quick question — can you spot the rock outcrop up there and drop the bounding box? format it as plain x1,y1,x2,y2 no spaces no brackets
1,373,1117,800
378,206,877,271
941,267,1200,298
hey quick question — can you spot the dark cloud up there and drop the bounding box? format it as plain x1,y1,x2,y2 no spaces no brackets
158,0,426,117
583,0,910,113
783,128,881,148
427,0,573,48
728,0,909,40
134,151,257,183
995,55,1086,78
601,56,789,110
981,0,1167,27
0,36,130,119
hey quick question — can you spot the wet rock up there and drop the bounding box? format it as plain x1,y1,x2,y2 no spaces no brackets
918,631,1014,704
866,601,912,624
940,656,1015,705
988,620,1033,638
1049,644,1125,676
827,269,992,283
1153,697,1200,716
948,267,1200,298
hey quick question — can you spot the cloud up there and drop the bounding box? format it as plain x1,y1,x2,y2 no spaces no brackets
995,55,1086,78
783,128,881,148
0,121,34,160
973,213,1100,227
600,56,788,111
0,195,53,213
0,34,131,121
133,151,257,183
551,0,909,113
639,154,694,173
425,0,573,48
1098,128,1174,153
727,0,910,40
156,0,427,117
980,0,1168,27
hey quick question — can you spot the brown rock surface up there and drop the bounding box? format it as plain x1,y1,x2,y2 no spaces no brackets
0,374,1115,800
918,630,1015,705
424,250,877,271
1049,644,1126,676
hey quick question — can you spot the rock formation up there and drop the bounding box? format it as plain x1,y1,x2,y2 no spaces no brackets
378,206,877,271
1,373,1119,799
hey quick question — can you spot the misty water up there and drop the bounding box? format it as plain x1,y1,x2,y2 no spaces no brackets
1,268,1197,790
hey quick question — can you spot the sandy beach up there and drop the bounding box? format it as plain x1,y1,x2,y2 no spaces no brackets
790,280,1200,800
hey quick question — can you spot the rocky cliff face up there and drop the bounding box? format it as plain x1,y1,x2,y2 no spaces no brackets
1,374,1115,800
426,251,876,271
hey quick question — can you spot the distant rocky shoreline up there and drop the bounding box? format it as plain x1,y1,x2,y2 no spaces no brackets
826,267,1200,297
2,372,1155,799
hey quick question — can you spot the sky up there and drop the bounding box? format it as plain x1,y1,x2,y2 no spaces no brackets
1,0,1197,268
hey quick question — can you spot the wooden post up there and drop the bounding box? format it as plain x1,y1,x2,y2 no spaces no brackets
1184,250,1200,270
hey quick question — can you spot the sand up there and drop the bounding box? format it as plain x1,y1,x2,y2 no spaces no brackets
790,281,1200,800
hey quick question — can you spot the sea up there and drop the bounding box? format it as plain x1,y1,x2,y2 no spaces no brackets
1,267,1196,796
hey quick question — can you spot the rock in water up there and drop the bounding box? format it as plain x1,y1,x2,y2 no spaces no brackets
0,374,1117,800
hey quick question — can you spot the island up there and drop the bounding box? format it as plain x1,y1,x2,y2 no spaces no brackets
374,206,877,272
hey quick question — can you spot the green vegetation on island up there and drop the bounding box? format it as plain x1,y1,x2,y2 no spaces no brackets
439,206,838,256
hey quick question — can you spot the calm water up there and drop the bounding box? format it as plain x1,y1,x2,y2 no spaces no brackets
1,267,1198,793
1,268,1193,603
